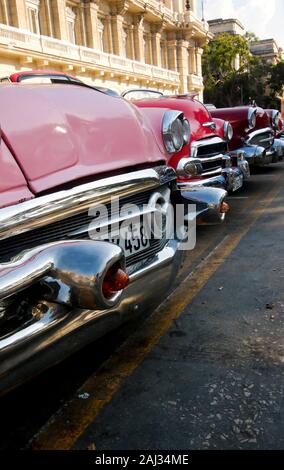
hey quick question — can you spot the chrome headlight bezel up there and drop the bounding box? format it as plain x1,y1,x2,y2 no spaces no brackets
162,110,191,154
224,121,234,141
248,107,257,129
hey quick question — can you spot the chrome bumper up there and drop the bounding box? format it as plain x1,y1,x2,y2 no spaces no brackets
229,146,271,166
0,237,183,394
0,164,187,393
179,167,244,193
269,139,284,162
176,184,228,225
233,140,284,166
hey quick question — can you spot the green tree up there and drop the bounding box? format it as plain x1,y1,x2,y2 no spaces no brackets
244,31,259,43
203,33,251,84
202,33,273,108
270,61,284,97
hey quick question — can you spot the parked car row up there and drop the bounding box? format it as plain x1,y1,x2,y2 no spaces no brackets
0,70,283,393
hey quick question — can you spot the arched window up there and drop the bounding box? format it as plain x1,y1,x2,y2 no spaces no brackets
26,0,40,34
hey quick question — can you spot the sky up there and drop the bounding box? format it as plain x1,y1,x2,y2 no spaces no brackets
204,0,284,50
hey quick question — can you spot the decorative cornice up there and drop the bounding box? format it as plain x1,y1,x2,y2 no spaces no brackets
110,1,130,16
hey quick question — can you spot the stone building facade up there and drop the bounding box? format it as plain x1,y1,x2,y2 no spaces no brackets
0,0,212,97
249,39,283,65
208,18,245,37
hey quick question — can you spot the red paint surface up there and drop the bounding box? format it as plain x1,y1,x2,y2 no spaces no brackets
211,106,271,150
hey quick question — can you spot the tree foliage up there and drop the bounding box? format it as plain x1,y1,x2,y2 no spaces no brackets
270,61,284,97
202,33,282,109
203,33,251,83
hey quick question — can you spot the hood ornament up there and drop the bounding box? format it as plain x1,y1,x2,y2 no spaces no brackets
202,121,217,130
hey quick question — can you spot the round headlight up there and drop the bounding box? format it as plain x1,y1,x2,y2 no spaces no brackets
171,118,184,151
182,118,190,145
224,121,233,141
162,110,188,153
248,108,257,129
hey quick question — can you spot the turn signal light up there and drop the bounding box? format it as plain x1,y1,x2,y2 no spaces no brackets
102,266,129,298
220,201,230,214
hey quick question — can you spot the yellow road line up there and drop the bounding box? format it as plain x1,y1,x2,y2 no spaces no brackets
31,180,283,450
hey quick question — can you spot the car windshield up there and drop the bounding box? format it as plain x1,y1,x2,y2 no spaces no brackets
16,73,118,96
17,74,80,84
122,89,163,101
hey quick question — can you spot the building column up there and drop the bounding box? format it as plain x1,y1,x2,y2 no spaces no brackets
50,0,69,41
9,0,29,30
133,14,145,62
195,46,204,77
39,0,54,37
167,40,178,72
74,4,86,46
84,1,100,49
111,14,125,56
177,39,189,93
151,25,162,67
188,45,197,74
103,16,113,53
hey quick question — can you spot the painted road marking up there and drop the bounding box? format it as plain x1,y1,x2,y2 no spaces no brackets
31,178,283,450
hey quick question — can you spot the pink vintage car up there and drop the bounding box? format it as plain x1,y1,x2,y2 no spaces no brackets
0,81,230,393
122,90,249,193
208,105,284,166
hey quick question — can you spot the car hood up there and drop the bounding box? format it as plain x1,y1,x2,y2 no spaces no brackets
0,84,165,194
210,106,270,131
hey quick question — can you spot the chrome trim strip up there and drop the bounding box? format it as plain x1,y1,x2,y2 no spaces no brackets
0,166,176,241
201,168,223,177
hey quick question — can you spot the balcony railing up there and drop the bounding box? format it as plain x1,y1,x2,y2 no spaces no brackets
0,23,180,84
188,73,203,88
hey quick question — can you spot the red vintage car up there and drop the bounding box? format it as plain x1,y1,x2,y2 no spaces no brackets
208,105,284,166
0,82,229,393
122,90,249,193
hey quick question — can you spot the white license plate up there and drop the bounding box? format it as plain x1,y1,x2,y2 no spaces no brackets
232,175,243,192
109,221,150,258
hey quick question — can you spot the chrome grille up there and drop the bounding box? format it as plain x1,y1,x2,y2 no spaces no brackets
246,128,274,150
196,141,228,159
0,186,169,270
191,137,227,176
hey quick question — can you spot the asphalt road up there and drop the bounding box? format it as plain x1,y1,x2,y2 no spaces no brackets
1,163,284,450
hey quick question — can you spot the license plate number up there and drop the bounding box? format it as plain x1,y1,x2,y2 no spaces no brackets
109,222,150,258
